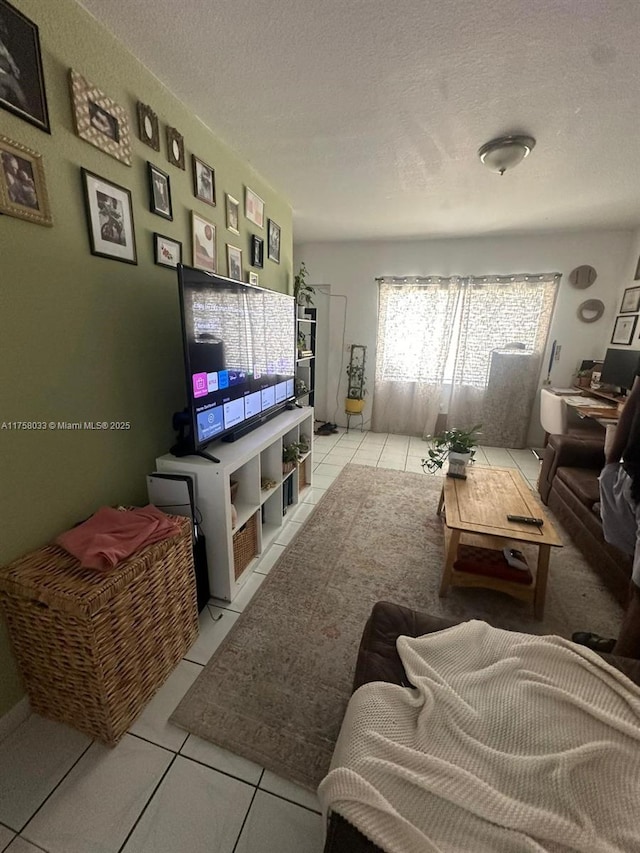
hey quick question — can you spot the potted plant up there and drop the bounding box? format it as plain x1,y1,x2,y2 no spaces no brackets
421,425,482,479
293,262,315,307
574,369,592,388
282,441,302,474
345,345,367,414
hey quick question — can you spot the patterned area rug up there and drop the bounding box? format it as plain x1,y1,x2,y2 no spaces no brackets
170,464,622,791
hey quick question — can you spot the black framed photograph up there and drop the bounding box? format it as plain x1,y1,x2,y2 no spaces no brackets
166,126,185,169
137,102,159,151
620,286,640,314
250,234,264,268
81,168,137,264
267,218,281,263
611,315,638,346
192,154,215,206
69,70,131,165
0,133,52,225
226,244,243,282
147,162,172,220
154,232,182,269
0,0,50,133
226,193,239,234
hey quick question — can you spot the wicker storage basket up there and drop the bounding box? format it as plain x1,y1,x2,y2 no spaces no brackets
0,514,198,746
233,513,258,580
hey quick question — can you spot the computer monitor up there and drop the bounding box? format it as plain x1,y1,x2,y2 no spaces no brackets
599,348,640,394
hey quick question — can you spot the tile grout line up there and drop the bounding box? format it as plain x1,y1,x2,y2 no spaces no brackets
116,752,178,853
17,737,95,835
230,781,261,853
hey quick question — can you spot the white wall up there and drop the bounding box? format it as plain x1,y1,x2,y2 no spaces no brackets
295,229,634,444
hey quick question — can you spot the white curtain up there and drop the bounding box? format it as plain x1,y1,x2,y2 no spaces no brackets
372,274,559,444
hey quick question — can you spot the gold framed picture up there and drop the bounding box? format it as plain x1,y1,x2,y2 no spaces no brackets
226,193,240,234
192,211,216,272
69,70,131,165
0,134,52,225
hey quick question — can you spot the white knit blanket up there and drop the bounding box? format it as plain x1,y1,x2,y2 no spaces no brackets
318,621,640,853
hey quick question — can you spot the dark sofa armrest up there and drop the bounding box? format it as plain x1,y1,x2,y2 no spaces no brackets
538,434,605,504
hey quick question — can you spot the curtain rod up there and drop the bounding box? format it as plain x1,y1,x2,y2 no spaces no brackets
375,274,561,284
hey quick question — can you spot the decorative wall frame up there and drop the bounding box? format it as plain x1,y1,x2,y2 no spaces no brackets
226,244,243,281
267,218,281,263
226,193,240,234
154,232,182,269
568,265,597,289
0,134,52,225
81,168,137,264
147,162,172,220
250,234,264,268
248,271,259,286
69,70,131,165
620,286,640,314
192,211,216,272
0,0,50,132
635,257,640,281
611,315,638,346
192,155,215,206
166,126,185,169
576,299,605,324
245,186,264,228
137,102,160,150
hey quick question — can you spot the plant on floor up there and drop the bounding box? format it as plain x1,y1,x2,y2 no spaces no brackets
293,261,315,307
421,425,482,474
345,344,367,414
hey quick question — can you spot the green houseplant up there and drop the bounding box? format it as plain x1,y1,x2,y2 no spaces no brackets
421,425,482,477
293,261,315,307
345,345,367,414
282,441,302,473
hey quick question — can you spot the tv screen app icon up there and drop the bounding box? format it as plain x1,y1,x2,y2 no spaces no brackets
192,373,208,398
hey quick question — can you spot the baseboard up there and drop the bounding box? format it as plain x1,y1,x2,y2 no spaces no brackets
0,695,30,743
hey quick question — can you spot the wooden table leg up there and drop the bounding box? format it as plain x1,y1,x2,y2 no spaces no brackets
439,529,460,597
437,486,444,516
533,544,551,620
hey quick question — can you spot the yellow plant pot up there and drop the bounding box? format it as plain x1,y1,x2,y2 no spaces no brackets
345,398,365,414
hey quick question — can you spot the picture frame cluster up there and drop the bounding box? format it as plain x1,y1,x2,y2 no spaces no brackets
612,284,640,346
0,0,284,284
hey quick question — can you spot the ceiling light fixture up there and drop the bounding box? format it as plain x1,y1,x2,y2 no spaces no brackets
478,135,536,175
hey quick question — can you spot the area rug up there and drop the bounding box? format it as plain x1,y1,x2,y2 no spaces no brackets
170,464,622,791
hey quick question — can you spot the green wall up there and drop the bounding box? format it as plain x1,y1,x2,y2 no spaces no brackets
0,0,293,716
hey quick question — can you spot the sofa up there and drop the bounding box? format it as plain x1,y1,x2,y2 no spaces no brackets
323,601,640,853
537,433,632,604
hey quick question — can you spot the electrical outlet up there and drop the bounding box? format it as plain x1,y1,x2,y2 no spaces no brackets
554,345,562,361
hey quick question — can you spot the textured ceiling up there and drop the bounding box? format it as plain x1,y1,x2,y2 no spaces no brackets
77,0,640,242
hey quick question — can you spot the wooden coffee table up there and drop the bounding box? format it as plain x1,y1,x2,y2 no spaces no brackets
437,466,562,619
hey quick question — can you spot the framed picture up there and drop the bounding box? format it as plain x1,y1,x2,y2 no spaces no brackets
0,134,52,225
635,257,640,282
245,186,264,228
611,315,638,346
620,286,640,314
192,211,216,272
267,218,281,263
226,244,243,282
166,126,185,169
147,162,172,220
137,102,159,150
226,193,240,234
69,70,131,165
250,235,264,268
192,155,215,206
248,271,259,287
0,0,50,133
81,168,137,264
154,232,182,269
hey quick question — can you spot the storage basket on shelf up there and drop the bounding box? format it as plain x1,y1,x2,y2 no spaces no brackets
232,512,258,580
0,513,198,746
298,460,308,489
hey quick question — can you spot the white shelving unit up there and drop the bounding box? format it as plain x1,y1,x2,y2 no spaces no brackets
156,407,314,602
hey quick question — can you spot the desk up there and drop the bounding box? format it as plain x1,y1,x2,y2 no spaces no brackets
563,390,619,428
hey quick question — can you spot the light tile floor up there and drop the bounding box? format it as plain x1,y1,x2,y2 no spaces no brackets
0,429,541,853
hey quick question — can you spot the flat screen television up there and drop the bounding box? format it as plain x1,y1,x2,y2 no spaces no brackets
600,347,640,393
173,265,296,458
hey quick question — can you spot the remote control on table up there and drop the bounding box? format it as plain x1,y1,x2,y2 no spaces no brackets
507,514,544,526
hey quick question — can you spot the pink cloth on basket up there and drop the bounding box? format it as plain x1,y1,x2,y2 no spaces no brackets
55,505,181,571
